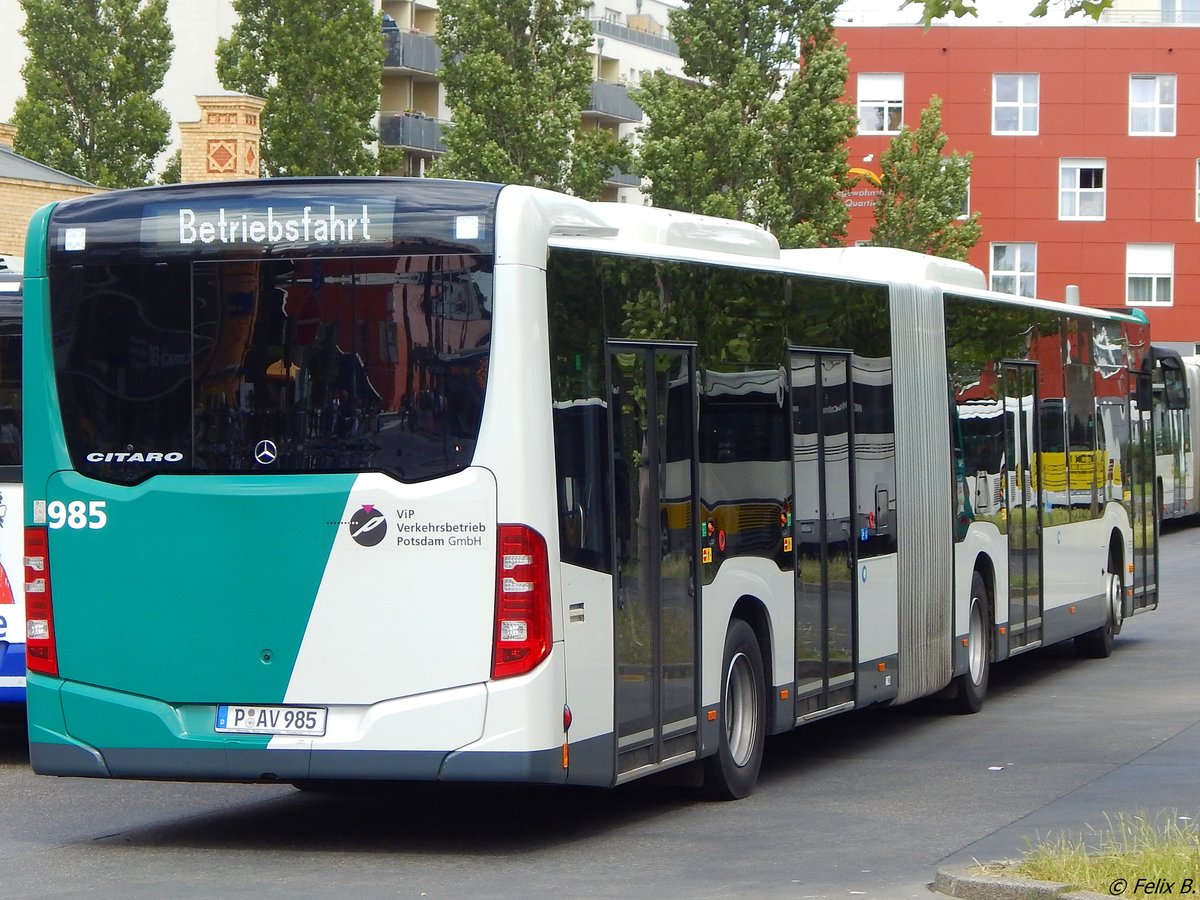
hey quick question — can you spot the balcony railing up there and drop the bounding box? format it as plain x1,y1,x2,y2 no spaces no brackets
586,81,644,123
591,18,679,55
605,167,641,188
1100,9,1200,24
379,112,446,152
384,31,440,73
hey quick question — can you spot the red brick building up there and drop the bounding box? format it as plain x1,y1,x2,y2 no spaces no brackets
837,23,1200,351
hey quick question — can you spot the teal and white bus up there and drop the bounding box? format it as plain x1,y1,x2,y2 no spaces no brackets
23,180,1158,798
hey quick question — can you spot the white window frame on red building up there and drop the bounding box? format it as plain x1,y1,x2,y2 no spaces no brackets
1194,159,1200,220
990,242,1037,298
1059,158,1106,221
1126,243,1174,306
992,73,1039,135
1129,74,1177,136
857,73,904,135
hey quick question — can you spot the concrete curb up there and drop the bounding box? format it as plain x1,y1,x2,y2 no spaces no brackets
932,863,1111,900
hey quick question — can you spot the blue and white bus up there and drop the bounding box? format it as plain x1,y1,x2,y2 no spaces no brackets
22,180,1157,797
0,260,23,703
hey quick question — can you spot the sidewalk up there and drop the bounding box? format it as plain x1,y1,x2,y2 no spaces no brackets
931,719,1200,898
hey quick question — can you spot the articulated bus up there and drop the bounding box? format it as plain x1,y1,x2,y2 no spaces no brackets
1151,346,1200,521
23,180,1157,798
0,262,22,703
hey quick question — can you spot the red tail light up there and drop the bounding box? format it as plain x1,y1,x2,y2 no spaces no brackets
24,526,57,677
492,524,552,679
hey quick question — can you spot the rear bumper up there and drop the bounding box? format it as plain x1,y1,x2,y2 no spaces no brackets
27,668,573,785
0,641,25,703
30,740,569,784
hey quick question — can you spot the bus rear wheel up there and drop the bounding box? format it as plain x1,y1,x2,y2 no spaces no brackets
1076,568,1123,659
948,572,991,714
703,618,766,800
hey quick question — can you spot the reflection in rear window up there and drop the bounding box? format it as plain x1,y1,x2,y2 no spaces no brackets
52,254,493,483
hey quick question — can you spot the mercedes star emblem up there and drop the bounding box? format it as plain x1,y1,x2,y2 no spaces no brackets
254,439,278,465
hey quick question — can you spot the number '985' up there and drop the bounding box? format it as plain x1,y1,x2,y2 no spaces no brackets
47,500,107,530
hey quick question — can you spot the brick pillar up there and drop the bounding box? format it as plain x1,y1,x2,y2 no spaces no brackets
179,94,265,182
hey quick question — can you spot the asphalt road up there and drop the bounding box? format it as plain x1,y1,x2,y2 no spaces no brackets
1,523,1197,899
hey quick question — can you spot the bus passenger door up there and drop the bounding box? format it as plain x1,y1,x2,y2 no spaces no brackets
608,344,700,780
789,350,856,719
1002,361,1043,650
1129,369,1158,611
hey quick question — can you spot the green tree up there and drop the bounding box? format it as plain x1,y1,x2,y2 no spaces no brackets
632,0,855,248
761,2,858,248
158,148,181,184
217,0,385,176
870,95,981,261
906,0,1112,26
13,0,172,188
433,0,629,198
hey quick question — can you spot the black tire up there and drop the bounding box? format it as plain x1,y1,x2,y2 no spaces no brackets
703,618,766,800
948,572,991,715
1075,568,1123,659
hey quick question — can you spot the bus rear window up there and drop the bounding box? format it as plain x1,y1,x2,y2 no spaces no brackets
50,254,492,483
0,289,20,473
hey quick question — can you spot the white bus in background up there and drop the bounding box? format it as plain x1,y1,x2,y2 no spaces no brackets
1152,346,1200,522
957,396,1020,519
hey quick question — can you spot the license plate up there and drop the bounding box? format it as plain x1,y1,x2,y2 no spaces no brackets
215,704,327,736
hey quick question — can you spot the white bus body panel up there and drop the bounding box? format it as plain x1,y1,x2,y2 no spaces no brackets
857,554,900,665
1041,521,1107,619
455,651,568,753
700,558,794,700
560,563,615,743
284,468,498,706
954,522,1006,634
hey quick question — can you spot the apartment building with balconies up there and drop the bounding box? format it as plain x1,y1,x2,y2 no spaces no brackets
0,0,683,202
376,0,683,200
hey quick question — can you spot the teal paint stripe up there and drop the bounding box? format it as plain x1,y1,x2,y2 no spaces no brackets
23,201,55,278
26,675,69,745
22,206,77,491
48,471,357,710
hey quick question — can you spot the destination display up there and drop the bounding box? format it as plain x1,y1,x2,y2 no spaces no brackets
44,178,502,265
138,198,397,253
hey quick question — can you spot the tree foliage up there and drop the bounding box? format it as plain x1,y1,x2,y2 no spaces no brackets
433,0,630,198
217,0,385,176
158,148,181,184
13,0,173,188
905,0,1112,27
632,0,856,248
870,95,981,261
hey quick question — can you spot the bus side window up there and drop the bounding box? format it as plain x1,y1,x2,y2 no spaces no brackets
553,402,611,573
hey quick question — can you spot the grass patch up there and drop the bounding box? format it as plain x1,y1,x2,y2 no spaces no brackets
1012,812,1200,894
